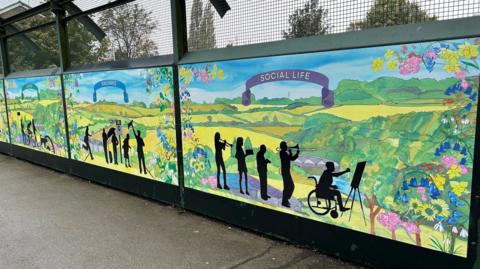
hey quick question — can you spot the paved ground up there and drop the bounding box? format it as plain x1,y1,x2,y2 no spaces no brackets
0,154,366,269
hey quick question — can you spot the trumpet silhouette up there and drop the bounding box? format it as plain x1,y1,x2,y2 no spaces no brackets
276,144,316,152
220,139,233,147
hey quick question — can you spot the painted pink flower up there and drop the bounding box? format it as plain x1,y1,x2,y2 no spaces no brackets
441,155,458,168
401,221,420,235
426,50,437,59
399,55,422,75
401,45,408,54
461,79,469,89
208,176,217,188
456,70,466,80
459,165,468,175
377,211,401,232
199,72,209,83
416,187,428,202
201,177,208,185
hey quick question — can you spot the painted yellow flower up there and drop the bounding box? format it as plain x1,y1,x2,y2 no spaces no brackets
444,63,461,74
432,174,446,191
440,49,460,64
431,199,450,217
409,198,422,214
450,181,468,196
179,67,193,84
421,204,436,222
385,49,395,60
163,84,170,96
371,58,384,72
211,72,217,80
387,60,398,71
459,42,479,59
447,164,462,179
218,69,225,80
384,196,394,208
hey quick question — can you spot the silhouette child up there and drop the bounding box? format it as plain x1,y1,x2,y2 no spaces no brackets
111,131,119,165
235,137,252,195
256,144,271,201
82,126,94,160
317,162,351,212
122,134,131,168
214,132,229,190
279,141,299,208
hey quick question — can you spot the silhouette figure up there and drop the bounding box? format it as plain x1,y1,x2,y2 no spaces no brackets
214,132,229,190
82,126,94,160
279,141,299,208
102,128,109,164
235,137,253,195
131,124,146,175
27,121,32,145
21,120,26,144
111,131,119,165
32,119,37,145
317,162,350,212
256,145,271,200
123,134,131,168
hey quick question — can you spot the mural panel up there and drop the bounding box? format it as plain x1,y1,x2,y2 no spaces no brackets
5,76,67,157
180,38,480,257
64,67,178,185
0,80,9,143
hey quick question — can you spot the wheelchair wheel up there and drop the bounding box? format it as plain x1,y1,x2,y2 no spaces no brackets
307,190,330,216
330,210,338,219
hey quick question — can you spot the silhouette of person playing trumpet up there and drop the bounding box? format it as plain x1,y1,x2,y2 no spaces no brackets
317,162,351,212
279,141,299,208
214,132,230,190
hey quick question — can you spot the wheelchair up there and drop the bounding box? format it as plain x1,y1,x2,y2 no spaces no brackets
306,176,339,219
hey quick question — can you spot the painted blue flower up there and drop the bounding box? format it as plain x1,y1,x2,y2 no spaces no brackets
453,143,461,151
448,217,457,225
443,142,450,149
460,158,466,165
395,190,401,201
409,177,418,187
402,193,409,204
464,87,472,95
420,178,429,187
465,103,472,112
470,93,477,101
453,210,463,219
402,180,409,190
461,147,467,155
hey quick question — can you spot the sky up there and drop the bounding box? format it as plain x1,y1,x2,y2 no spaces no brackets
66,68,171,106
1,0,479,53
185,38,477,103
5,76,59,98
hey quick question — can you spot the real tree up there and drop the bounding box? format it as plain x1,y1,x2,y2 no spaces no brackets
283,0,329,39
188,0,216,50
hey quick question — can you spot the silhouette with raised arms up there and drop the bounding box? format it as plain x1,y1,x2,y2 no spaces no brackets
235,137,253,195
279,141,299,208
256,144,271,200
317,162,350,212
214,132,230,190
129,121,146,175
123,134,131,168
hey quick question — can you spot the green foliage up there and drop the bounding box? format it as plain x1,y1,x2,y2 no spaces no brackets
348,0,436,30
283,0,329,39
188,0,216,50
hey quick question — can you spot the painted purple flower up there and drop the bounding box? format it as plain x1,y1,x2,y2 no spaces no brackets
401,221,420,235
441,155,458,168
378,211,401,232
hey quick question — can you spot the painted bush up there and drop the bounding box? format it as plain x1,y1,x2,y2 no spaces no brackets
5,76,67,157
64,67,178,185
179,38,479,257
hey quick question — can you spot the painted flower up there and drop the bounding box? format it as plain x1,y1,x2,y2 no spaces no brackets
399,55,422,75
377,211,401,232
385,49,395,60
218,69,224,80
461,80,469,89
434,221,445,232
444,63,461,74
386,60,398,71
432,174,446,191
450,181,468,196
372,58,384,72
420,204,436,221
426,50,437,59
440,49,460,64
409,198,422,213
441,155,457,169
458,42,479,59
400,221,420,235
455,70,466,80
447,165,462,179
199,71,209,83
459,165,468,175
431,199,450,217
452,226,459,234
460,228,468,238
384,196,394,208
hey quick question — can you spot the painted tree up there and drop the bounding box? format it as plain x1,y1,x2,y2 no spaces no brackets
348,0,436,31
98,3,158,60
283,0,329,39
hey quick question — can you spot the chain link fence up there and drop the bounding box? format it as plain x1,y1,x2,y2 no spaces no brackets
185,0,480,51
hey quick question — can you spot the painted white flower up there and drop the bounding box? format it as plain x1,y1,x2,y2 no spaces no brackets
441,116,449,124
452,226,459,234
444,238,451,248
461,116,470,125
434,222,444,232
460,228,468,238
450,116,455,122
453,127,460,135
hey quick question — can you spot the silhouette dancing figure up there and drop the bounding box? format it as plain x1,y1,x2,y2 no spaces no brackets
214,132,229,190
256,145,271,200
235,137,252,195
123,134,131,168
111,131,119,165
317,162,351,212
131,124,146,174
82,126,94,160
279,141,299,208
102,128,109,164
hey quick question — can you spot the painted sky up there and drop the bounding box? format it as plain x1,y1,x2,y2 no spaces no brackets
68,68,170,107
5,76,59,99
186,38,473,103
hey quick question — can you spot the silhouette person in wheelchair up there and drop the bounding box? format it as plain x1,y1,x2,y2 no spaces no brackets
317,162,350,212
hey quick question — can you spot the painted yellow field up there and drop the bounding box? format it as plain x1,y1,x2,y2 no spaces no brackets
247,126,302,137
38,100,59,106
232,104,284,112
308,105,450,121
187,126,283,152
234,111,305,124
190,114,243,123
286,105,322,115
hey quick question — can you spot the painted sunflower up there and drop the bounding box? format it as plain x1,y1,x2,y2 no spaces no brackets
431,199,450,218
409,198,422,214
421,204,436,222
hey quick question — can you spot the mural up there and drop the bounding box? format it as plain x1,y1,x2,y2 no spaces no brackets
64,67,178,185
5,76,67,157
0,80,9,143
179,38,480,257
